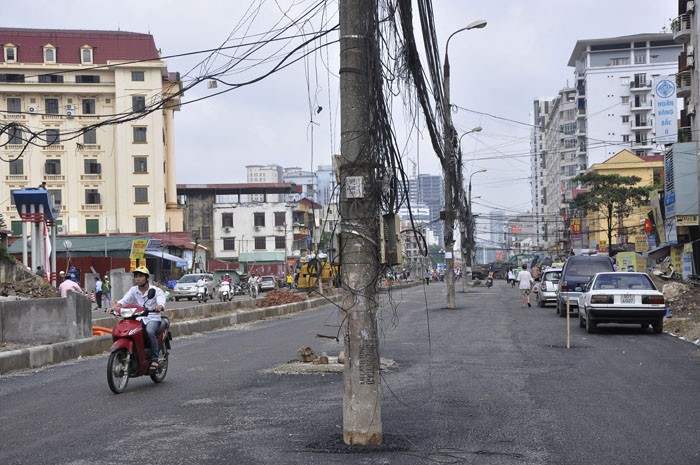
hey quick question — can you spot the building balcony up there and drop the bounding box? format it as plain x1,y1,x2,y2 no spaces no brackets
631,140,653,148
42,144,65,151
41,114,63,121
78,144,102,152
629,80,651,91
630,100,652,111
4,144,24,151
631,120,651,130
672,13,692,43
5,174,27,182
2,113,25,120
80,174,102,181
81,203,102,211
44,174,65,182
676,70,692,98
679,126,693,143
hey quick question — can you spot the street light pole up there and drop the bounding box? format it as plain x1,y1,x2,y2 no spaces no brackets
442,20,486,308
457,127,482,292
466,169,487,287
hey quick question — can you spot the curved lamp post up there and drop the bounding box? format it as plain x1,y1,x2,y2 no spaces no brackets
463,169,487,288
443,19,487,308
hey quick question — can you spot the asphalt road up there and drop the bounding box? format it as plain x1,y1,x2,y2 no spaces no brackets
2,280,700,464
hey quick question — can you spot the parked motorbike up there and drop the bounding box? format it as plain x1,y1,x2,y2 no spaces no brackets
107,289,171,394
652,259,676,281
219,281,232,302
233,282,247,296
196,283,208,303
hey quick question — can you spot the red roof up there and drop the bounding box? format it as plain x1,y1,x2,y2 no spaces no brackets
0,28,160,65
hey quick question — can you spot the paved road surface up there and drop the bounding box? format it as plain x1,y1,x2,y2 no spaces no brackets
2,280,699,464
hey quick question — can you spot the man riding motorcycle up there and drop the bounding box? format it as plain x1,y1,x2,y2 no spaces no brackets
113,266,166,371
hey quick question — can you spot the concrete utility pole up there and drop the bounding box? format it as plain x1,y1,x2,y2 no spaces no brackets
339,0,382,446
442,48,457,309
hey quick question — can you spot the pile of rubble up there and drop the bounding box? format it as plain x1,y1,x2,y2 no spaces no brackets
0,277,60,299
659,279,700,345
257,289,306,307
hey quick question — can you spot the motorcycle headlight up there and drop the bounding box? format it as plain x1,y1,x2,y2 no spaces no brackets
119,307,135,318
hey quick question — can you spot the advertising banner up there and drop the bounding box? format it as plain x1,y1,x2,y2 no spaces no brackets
130,239,149,260
634,234,649,253
653,76,677,144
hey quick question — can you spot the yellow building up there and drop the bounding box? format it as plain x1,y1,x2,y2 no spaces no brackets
580,149,661,250
0,28,183,236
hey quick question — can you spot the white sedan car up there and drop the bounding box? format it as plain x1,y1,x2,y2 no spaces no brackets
577,272,666,334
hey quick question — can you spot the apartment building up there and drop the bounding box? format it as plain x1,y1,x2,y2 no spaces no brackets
247,165,284,202
408,173,444,246
568,33,682,164
530,97,553,249
0,28,182,235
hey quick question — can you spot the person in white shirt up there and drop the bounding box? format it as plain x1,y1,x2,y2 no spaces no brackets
507,268,515,287
114,266,166,371
517,264,534,308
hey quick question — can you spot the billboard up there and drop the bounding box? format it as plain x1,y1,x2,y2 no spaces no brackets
653,76,677,144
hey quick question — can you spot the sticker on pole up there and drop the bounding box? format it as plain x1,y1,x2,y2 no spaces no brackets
346,176,364,198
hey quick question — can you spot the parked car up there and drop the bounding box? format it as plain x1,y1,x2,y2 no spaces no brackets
577,272,666,334
173,273,215,301
557,255,614,317
536,267,562,308
259,275,278,292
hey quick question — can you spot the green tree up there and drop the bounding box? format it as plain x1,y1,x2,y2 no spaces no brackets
570,172,649,250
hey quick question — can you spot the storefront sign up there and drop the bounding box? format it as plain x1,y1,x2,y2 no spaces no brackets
654,76,677,144
675,214,699,226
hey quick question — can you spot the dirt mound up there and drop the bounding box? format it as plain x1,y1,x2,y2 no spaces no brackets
0,277,60,299
654,277,700,344
258,289,306,307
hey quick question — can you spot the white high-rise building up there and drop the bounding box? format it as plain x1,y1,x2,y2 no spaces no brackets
530,97,553,250
568,33,682,164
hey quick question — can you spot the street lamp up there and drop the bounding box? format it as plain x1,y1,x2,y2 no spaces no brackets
443,20,487,308
464,169,487,287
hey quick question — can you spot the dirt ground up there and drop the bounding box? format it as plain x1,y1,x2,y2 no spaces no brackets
655,276,700,345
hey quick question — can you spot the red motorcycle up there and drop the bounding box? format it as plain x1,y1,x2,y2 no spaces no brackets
107,289,172,394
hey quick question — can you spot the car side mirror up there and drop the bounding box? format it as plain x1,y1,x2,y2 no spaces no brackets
147,288,156,299
574,286,583,292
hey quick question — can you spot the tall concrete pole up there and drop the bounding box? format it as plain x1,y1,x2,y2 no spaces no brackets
339,0,382,445
443,51,456,309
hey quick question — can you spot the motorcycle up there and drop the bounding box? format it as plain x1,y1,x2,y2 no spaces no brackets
485,272,494,288
196,283,208,303
219,281,232,301
233,282,247,296
107,289,172,394
652,258,676,281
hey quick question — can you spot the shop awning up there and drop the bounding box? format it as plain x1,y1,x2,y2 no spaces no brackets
146,250,188,267
643,243,674,260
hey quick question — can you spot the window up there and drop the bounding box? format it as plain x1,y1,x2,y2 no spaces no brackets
254,237,266,250
133,156,148,173
86,219,99,234
85,189,100,204
81,46,93,64
83,128,96,144
274,212,286,226
622,135,630,142
81,98,96,115
634,54,646,64
9,159,23,174
621,96,629,105
45,129,60,146
275,236,286,249
45,98,59,115
84,159,101,174
131,71,145,81
4,45,16,62
8,126,23,144
622,115,629,123
11,220,22,236
75,75,100,83
48,189,62,208
133,126,147,143
135,217,149,233
254,212,265,227
563,123,576,135
633,73,647,87
44,159,61,175
7,97,21,113
0,74,25,82
610,57,630,66
135,186,149,203
43,45,56,63
38,74,64,83
132,95,146,112
223,238,236,251
620,76,630,86
222,212,234,227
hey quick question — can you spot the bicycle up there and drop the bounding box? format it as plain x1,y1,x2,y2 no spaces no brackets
249,283,259,299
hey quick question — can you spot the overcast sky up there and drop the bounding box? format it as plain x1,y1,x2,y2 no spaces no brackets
9,0,676,218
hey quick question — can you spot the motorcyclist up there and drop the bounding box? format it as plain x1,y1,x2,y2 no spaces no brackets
114,266,166,371
196,275,207,297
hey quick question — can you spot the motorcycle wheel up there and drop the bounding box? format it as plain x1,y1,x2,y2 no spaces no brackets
107,349,130,394
149,346,169,383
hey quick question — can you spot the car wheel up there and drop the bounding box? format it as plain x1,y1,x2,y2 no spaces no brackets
559,303,567,318
175,297,180,302
641,323,650,329
652,318,663,334
585,314,596,333
578,311,585,328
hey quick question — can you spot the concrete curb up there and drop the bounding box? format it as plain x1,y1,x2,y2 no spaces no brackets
0,292,344,376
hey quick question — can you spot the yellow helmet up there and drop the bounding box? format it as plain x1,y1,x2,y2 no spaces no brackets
133,266,150,277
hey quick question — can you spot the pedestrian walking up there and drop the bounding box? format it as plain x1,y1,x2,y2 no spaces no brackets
518,264,534,308
425,269,431,286
102,275,111,308
507,268,515,287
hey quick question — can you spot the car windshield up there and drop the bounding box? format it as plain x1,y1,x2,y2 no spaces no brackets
566,260,612,277
179,275,198,283
262,277,274,282
543,271,561,281
593,274,655,290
